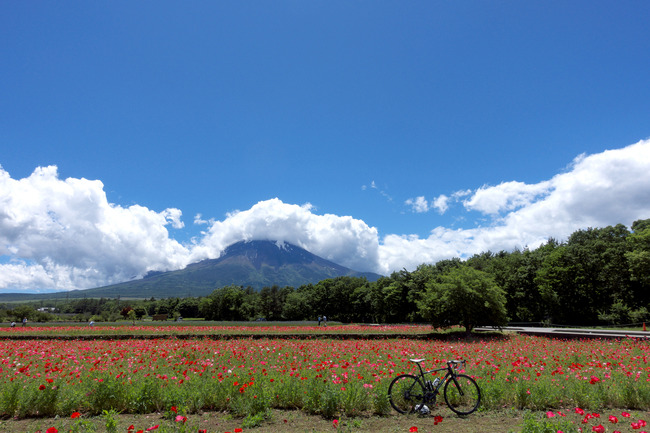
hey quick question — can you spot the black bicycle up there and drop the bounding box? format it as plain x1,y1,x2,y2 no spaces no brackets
388,358,481,415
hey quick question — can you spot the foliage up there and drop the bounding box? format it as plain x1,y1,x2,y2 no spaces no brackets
3,218,650,327
418,265,508,332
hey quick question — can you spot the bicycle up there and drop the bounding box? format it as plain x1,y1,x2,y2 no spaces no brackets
388,358,481,416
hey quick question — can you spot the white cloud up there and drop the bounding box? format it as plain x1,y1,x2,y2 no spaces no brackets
463,181,552,214
405,196,429,213
2,138,650,292
431,194,449,214
376,138,650,273
405,195,450,214
0,166,191,292
189,198,380,273
193,213,212,225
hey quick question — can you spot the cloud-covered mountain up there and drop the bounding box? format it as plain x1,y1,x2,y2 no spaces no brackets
18,240,382,299
1,139,650,293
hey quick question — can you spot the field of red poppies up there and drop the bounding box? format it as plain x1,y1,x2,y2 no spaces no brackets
0,330,648,432
0,323,433,337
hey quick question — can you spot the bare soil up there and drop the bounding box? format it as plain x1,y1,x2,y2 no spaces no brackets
0,409,526,433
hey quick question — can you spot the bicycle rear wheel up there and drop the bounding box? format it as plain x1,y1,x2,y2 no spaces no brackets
388,374,425,414
443,374,481,415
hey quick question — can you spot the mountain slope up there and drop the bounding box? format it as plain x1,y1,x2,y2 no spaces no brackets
35,240,382,299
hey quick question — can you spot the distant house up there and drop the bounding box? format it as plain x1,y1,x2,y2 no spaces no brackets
37,307,56,312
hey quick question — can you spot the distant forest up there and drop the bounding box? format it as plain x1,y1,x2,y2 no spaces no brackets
3,219,649,328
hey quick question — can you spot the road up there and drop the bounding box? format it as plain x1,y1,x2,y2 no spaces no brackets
474,326,649,339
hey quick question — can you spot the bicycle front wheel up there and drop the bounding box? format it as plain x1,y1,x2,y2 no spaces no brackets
443,374,481,415
388,374,425,414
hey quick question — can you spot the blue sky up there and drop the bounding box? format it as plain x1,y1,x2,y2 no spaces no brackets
1,1,650,293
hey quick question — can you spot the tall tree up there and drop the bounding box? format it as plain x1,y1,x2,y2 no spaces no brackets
626,219,650,299
418,265,507,332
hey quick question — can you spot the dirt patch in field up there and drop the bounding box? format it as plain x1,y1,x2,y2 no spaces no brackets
0,409,525,433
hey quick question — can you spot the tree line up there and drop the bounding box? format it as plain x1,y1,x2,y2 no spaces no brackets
3,219,649,329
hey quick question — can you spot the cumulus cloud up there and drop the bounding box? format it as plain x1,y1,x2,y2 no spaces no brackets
0,165,190,292
189,198,380,273
376,138,650,273
463,181,552,214
2,138,650,292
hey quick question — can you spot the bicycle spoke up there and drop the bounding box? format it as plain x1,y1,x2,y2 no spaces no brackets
388,374,425,414
443,374,481,415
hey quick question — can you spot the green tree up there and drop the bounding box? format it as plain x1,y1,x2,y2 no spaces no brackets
177,297,199,318
133,306,147,319
418,265,507,332
126,309,137,324
258,285,292,320
626,219,650,295
535,225,633,325
282,290,310,320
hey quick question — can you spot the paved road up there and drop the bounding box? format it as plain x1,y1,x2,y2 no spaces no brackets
474,326,649,339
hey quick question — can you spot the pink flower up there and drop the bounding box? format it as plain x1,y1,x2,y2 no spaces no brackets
146,426,159,431
175,415,187,423
610,415,619,423
547,411,556,418
576,408,585,415
622,412,631,418
333,419,339,429
592,425,605,433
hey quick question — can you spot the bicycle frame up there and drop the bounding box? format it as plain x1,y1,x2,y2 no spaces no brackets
412,360,465,394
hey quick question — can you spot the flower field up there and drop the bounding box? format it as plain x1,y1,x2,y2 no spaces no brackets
0,333,648,431
0,323,434,338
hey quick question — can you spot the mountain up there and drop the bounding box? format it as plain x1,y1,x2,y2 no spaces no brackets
4,240,382,300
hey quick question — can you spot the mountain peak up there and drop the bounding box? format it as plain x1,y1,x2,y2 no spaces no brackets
45,239,382,299
212,240,346,274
